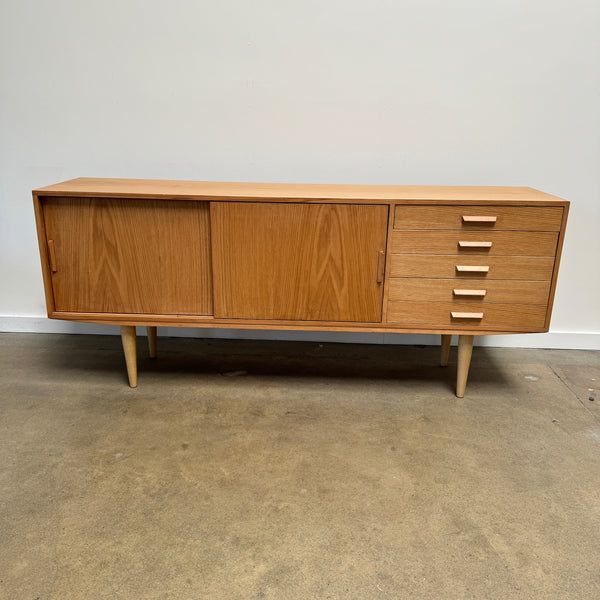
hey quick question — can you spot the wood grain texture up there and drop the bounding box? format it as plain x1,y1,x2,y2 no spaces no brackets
120,325,137,388
389,255,556,280
380,197,399,325
50,310,548,334
456,335,474,398
394,206,563,231
458,241,493,248
34,178,569,204
455,265,490,274
391,231,558,256
147,326,157,358
544,203,570,329
42,197,213,315
452,289,487,297
462,215,497,223
211,202,388,322
32,193,56,314
387,301,547,329
47,240,58,272
388,279,551,304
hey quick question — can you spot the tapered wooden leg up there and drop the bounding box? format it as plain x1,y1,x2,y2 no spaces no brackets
120,326,137,388
441,334,452,367
147,326,157,359
456,335,474,398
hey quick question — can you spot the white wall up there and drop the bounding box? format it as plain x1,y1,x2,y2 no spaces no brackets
1,0,599,348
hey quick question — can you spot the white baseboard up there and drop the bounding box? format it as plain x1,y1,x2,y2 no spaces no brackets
1,316,598,350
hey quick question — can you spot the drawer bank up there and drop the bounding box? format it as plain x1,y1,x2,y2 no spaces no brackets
33,178,569,396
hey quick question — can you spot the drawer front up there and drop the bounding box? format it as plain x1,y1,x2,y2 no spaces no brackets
394,205,563,231
388,279,551,304
387,301,547,329
389,255,556,280
390,231,558,256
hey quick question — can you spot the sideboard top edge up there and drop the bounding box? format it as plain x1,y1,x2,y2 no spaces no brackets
33,178,569,204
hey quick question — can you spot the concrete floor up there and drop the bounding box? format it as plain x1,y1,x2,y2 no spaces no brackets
1,332,599,599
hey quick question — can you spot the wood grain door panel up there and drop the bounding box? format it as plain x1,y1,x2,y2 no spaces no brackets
211,202,388,322
43,197,212,314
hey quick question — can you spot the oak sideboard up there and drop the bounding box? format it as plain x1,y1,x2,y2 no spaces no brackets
33,178,569,396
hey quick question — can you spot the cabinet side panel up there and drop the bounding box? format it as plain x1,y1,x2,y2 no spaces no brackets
33,193,56,314
211,202,388,322
544,205,568,329
42,197,213,315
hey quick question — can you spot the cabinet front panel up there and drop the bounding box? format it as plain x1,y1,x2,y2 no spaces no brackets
394,205,563,231
388,279,551,305
391,231,558,256
389,255,555,280
212,202,388,322
43,197,213,315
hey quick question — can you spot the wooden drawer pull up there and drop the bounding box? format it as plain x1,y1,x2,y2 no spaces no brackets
47,240,58,272
458,240,492,248
456,265,489,273
453,289,486,297
451,311,484,319
376,250,385,283
462,215,497,223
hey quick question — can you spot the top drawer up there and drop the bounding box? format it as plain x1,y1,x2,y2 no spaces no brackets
394,206,563,231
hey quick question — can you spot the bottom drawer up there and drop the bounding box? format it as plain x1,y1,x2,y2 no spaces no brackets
387,301,547,329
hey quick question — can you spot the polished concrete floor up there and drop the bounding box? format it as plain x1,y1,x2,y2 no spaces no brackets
1,332,599,599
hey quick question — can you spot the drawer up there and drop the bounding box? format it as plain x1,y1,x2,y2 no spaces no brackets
390,231,558,256
389,255,555,280
394,205,563,231
387,301,547,329
388,279,551,304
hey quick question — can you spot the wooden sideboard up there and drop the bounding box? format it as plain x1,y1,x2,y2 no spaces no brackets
33,178,569,396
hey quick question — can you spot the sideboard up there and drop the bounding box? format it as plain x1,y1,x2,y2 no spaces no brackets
33,178,569,396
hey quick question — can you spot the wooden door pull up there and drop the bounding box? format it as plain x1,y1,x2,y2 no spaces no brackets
458,241,493,248
453,289,486,297
451,311,484,319
456,265,489,273
462,215,497,223
376,250,385,283
47,240,58,272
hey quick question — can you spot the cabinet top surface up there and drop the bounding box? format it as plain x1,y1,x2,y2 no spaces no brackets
34,177,568,204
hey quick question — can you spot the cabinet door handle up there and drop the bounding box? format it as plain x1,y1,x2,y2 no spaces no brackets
456,265,489,273
451,311,484,319
376,250,385,283
453,289,487,297
462,215,497,223
48,240,58,272
458,241,493,248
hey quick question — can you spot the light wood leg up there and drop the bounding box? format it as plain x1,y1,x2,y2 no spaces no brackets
441,334,452,367
456,334,474,398
147,326,157,358
120,326,137,388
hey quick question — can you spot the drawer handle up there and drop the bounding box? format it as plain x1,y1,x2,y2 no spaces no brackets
462,215,497,223
451,311,484,319
48,240,58,272
453,289,486,297
376,250,385,283
458,241,493,248
456,265,489,273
